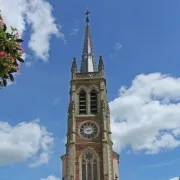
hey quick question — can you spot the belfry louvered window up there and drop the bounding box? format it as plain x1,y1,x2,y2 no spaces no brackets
90,90,98,114
79,90,87,114
81,151,99,180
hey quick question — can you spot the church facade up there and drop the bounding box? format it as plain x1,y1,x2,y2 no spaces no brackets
61,12,119,180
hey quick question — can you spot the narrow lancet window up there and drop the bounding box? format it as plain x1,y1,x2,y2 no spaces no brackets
87,162,91,180
90,90,98,114
81,151,99,180
93,161,97,180
79,90,87,114
82,161,86,180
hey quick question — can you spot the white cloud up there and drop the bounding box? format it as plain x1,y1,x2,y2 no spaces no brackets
69,19,79,36
0,119,54,167
0,0,64,61
109,73,180,154
169,178,180,180
144,159,179,168
109,42,122,60
41,175,60,180
25,61,34,68
114,42,122,51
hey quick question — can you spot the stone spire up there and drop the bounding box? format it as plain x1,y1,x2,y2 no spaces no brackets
80,10,96,73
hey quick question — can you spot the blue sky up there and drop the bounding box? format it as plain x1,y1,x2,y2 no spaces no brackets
0,0,180,180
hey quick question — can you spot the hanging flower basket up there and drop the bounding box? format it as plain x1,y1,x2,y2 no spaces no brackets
0,11,24,87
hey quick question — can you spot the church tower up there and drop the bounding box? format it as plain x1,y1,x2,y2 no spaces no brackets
61,11,119,180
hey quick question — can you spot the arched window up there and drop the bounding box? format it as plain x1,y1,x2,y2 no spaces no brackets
79,90,87,115
81,151,99,180
90,90,98,114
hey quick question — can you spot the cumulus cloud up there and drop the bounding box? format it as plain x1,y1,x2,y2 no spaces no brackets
109,73,180,154
0,0,64,61
169,178,180,180
0,119,54,167
41,175,60,180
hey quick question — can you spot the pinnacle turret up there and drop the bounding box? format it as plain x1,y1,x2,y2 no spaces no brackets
71,57,77,72
71,57,77,79
98,56,104,76
98,56,104,70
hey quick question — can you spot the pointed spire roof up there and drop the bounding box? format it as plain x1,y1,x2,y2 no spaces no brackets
80,10,96,73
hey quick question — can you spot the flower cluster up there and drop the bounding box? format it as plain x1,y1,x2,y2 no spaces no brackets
0,11,24,87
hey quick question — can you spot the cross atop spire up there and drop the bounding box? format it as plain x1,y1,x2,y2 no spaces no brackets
80,10,97,73
85,10,90,23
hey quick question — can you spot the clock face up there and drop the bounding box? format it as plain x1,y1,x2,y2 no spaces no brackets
80,122,98,139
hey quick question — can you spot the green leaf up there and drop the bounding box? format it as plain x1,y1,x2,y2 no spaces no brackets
17,57,24,63
11,26,17,32
3,79,7,86
0,36,5,40
0,80,3,88
0,36,5,43
9,69,16,73
3,24,7,32
4,74,8,79
9,73,14,82
6,33,13,39
15,39,23,43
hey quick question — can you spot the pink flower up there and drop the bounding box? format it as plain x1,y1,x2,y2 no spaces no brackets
21,49,24,54
17,44,21,49
0,51,7,57
16,32,19,38
15,66,20,71
10,56,14,63
7,65,11,71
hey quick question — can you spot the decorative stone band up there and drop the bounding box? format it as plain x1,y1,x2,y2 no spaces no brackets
74,72,101,79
